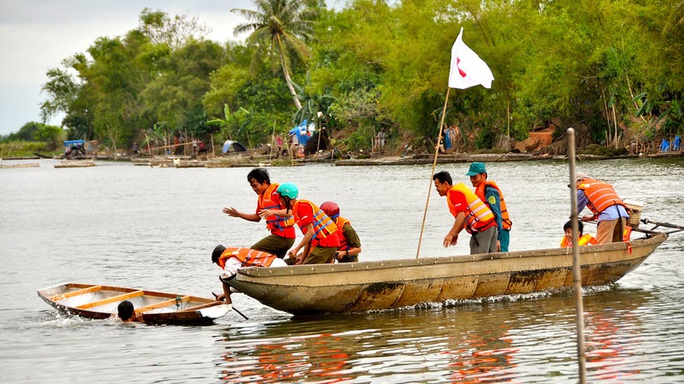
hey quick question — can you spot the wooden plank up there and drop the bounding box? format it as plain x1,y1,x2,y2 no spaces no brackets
135,296,190,314
50,285,102,302
77,290,144,309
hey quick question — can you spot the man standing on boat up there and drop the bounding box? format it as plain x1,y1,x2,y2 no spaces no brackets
466,162,512,252
320,201,362,262
574,172,629,244
223,168,296,258
260,183,340,265
433,171,498,254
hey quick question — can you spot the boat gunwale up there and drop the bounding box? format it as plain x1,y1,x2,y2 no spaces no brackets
235,232,667,278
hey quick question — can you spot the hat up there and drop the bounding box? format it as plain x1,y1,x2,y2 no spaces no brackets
575,172,589,182
465,162,487,176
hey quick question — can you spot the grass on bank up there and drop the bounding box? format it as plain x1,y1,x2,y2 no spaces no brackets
0,141,61,158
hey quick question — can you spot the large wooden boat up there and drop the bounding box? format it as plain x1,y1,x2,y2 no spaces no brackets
226,232,667,315
38,283,230,325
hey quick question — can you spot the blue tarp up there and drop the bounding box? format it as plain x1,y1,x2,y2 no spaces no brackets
660,138,670,152
289,120,314,145
63,140,85,147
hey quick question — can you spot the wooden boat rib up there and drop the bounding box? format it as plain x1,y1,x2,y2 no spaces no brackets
226,232,668,315
38,283,230,325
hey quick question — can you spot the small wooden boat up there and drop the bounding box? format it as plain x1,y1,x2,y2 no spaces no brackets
0,162,40,169
54,159,95,168
38,283,231,325
225,232,668,315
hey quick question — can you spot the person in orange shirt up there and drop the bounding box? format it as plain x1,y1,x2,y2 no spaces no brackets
223,168,296,258
260,183,340,265
320,201,362,262
433,171,498,254
560,220,597,247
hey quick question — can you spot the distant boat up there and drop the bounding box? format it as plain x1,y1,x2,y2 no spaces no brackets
0,162,39,169
225,232,668,315
38,283,231,325
54,159,95,168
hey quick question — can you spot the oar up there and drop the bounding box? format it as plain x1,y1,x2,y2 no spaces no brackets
231,306,249,320
213,292,249,320
641,218,684,231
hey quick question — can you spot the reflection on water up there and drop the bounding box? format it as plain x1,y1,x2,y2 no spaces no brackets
213,288,673,383
2,158,684,382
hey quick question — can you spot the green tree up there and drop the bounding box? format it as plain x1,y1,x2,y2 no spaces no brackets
232,0,318,109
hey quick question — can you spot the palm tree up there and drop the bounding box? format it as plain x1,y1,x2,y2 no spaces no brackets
232,0,317,110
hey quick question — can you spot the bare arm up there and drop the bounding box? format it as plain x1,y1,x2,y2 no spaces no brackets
223,207,260,222
289,223,315,263
258,208,289,218
443,212,466,248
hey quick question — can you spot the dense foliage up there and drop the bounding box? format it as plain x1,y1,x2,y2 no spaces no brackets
14,1,684,153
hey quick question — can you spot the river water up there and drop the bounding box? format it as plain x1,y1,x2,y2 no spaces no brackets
1,157,683,383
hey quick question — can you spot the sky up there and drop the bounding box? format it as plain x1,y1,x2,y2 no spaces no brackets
0,0,342,136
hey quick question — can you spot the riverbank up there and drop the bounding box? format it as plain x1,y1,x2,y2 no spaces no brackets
4,148,682,168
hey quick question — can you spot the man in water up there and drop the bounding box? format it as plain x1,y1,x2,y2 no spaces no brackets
116,300,140,322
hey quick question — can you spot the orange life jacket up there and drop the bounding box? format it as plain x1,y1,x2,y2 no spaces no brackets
623,226,632,242
475,180,512,230
334,216,351,250
577,178,626,215
292,200,338,240
447,183,495,234
218,247,277,269
560,233,598,247
258,183,295,234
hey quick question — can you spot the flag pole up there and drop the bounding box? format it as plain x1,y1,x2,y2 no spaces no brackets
416,87,451,259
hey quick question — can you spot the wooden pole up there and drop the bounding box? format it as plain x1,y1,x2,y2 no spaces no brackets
567,127,587,384
270,120,277,160
416,88,451,259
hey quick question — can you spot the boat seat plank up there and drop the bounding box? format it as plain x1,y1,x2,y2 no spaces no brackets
77,290,144,309
135,296,190,313
50,285,102,302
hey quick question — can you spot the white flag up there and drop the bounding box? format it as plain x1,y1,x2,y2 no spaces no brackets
448,28,494,89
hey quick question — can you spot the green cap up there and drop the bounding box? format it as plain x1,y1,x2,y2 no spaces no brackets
277,182,299,199
465,162,487,176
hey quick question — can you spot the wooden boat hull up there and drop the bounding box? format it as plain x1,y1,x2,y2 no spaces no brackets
37,283,230,325
227,233,667,315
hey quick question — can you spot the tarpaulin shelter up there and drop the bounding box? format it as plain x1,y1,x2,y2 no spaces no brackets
222,140,247,154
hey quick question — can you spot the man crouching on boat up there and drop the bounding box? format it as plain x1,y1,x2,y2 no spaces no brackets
260,183,340,265
212,245,287,304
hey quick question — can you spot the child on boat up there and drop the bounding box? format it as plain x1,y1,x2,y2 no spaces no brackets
560,220,597,247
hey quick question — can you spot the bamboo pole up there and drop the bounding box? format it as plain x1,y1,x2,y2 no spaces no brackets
567,127,587,384
416,88,451,259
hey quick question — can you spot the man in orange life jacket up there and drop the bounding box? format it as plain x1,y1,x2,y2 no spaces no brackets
560,220,597,247
211,244,287,304
259,183,340,265
466,162,512,252
433,171,498,254
320,201,362,262
574,172,629,244
223,168,296,258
